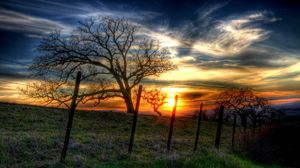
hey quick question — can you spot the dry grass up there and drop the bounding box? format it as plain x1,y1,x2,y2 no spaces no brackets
0,102,280,167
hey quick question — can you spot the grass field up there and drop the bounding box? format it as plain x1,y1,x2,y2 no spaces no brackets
0,102,281,168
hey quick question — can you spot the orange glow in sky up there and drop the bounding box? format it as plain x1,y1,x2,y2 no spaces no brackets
163,87,181,107
0,1,300,118
0,79,300,116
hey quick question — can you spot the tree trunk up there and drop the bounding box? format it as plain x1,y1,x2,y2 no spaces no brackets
241,115,247,135
124,96,135,113
231,114,237,150
123,90,135,113
252,119,257,134
154,108,162,116
241,115,248,151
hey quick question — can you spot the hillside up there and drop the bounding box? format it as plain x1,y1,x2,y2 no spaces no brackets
0,102,280,168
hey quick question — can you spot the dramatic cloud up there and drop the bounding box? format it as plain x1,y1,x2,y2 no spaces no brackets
0,9,71,35
192,11,278,56
187,46,299,70
0,0,299,113
180,2,229,40
0,0,97,18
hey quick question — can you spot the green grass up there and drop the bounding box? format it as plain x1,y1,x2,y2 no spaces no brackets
0,102,281,167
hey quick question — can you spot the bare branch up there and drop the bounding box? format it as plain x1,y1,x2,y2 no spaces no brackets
142,88,167,116
26,16,175,113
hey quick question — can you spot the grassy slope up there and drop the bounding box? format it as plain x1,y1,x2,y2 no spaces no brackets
0,102,281,168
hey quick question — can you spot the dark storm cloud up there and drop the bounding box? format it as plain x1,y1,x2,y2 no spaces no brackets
179,45,299,71
182,92,205,100
197,60,250,71
143,79,246,89
230,49,295,68
179,80,249,88
0,72,28,79
0,62,29,80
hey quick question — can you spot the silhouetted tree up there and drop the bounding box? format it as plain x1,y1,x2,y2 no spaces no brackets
247,97,271,132
142,88,167,116
216,87,276,150
24,16,175,113
216,88,267,132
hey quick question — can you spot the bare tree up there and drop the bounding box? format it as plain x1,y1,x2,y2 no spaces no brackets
142,88,167,116
216,88,270,135
247,97,270,131
25,17,175,113
216,88,286,150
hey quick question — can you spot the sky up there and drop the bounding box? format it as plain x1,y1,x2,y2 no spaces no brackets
0,0,300,115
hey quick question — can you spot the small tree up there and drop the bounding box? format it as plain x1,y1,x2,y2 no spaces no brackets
24,16,175,112
142,88,167,116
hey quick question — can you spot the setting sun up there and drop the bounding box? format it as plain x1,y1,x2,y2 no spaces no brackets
0,0,299,167
167,97,175,107
162,87,182,108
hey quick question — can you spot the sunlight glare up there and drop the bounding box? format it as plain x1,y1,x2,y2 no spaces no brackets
162,87,181,108
167,97,175,107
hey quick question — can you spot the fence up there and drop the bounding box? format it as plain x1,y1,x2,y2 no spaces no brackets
58,71,235,162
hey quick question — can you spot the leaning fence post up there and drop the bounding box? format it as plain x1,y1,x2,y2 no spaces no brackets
167,95,178,153
214,105,224,149
128,85,143,154
232,114,237,150
193,102,203,152
61,71,81,162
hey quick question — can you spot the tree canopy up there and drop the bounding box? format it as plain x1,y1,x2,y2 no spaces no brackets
216,87,274,129
24,17,176,112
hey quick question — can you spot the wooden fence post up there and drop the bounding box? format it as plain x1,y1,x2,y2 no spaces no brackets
214,105,224,149
128,85,143,154
61,71,81,162
232,114,237,150
193,102,203,152
167,95,178,153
